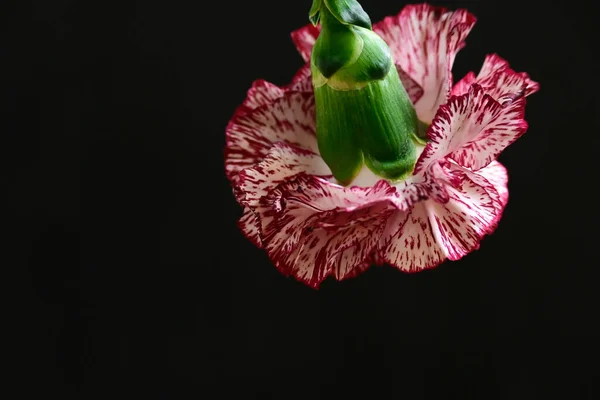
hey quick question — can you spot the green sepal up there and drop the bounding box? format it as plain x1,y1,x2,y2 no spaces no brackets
312,10,363,78
310,0,419,184
411,132,428,146
324,0,372,30
309,0,322,25
313,75,364,185
356,66,418,181
324,27,391,90
415,120,429,142
313,62,418,183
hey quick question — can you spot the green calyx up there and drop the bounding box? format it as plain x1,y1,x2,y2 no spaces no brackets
309,0,420,185
309,0,372,30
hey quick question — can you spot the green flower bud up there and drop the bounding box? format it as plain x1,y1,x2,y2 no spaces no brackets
309,0,419,185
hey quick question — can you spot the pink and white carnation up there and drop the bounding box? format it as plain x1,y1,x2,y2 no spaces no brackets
225,3,539,288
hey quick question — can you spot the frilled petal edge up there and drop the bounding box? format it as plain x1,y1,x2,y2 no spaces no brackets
225,91,318,180
290,23,320,63
380,162,505,271
416,82,530,174
452,54,540,98
256,174,399,288
374,4,476,123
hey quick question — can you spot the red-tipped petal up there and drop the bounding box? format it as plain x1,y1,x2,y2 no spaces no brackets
374,4,476,123
258,175,397,288
396,161,455,208
476,160,509,209
396,66,425,105
225,92,318,180
447,161,507,231
449,94,527,171
236,80,285,116
290,24,320,62
382,170,500,270
474,54,540,98
380,202,447,272
239,207,263,248
415,84,528,173
453,54,540,98
451,71,475,97
236,143,331,208
287,64,313,93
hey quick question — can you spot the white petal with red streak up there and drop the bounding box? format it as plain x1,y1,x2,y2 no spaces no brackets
290,24,320,62
475,161,509,208
453,54,540,98
450,72,475,97
395,161,454,207
374,4,476,123
287,64,313,93
238,207,262,248
225,92,318,179
396,66,424,105
236,142,330,208
258,175,397,288
380,202,447,272
449,95,527,171
415,84,529,173
237,80,285,116
448,162,506,228
382,171,500,270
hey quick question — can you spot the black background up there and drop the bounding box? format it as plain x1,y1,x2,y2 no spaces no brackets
6,0,599,398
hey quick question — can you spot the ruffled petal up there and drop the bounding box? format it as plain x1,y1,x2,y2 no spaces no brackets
236,80,285,116
448,92,527,171
476,160,509,209
415,84,528,173
257,175,397,288
225,92,318,180
396,66,424,105
314,199,396,281
395,161,454,207
290,24,320,62
382,170,501,270
238,207,262,248
374,4,476,123
235,143,330,208
287,63,313,93
453,54,540,98
450,71,475,97
447,161,508,232
380,202,447,271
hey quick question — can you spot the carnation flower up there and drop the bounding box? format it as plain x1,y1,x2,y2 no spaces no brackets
225,1,539,288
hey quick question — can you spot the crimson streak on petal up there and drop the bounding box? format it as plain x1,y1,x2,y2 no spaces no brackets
375,4,476,123
236,143,331,207
257,175,397,288
290,23,320,63
235,80,285,116
381,167,501,270
238,207,263,248
225,92,318,180
452,54,540,98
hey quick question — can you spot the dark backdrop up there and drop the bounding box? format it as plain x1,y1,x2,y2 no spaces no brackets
6,0,599,398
